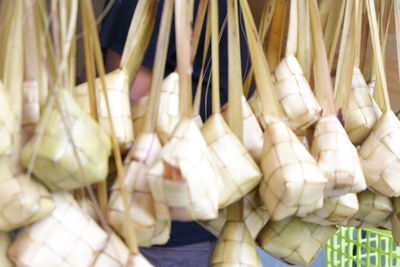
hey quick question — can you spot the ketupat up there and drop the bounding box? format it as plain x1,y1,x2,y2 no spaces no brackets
346,190,393,228
257,217,337,266
309,0,366,198
359,0,400,197
301,193,359,226
108,133,170,247
74,69,134,150
273,0,321,131
7,193,108,267
21,90,112,191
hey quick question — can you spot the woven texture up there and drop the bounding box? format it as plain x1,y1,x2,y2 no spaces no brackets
346,190,393,228
92,233,130,266
200,189,269,239
274,55,321,131
248,92,266,131
21,90,112,191
74,69,134,150
22,80,40,125
302,193,359,226
0,82,13,156
311,115,366,197
0,157,54,231
259,120,327,221
0,232,13,267
131,95,148,136
257,217,337,266
148,118,220,221
344,68,382,145
92,233,130,267
201,113,262,208
221,96,264,163
109,133,170,247
359,110,400,197
210,221,262,267
8,193,108,267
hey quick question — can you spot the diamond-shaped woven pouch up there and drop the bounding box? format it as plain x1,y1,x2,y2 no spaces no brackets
109,133,170,247
301,193,359,225
344,68,382,144
74,69,133,150
201,113,262,208
8,193,108,267
311,115,366,197
259,120,327,220
257,217,337,265
359,110,400,197
346,190,393,228
148,118,220,221
21,89,112,191
274,55,321,131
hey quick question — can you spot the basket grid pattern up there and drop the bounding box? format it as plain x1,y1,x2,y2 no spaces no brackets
325,227,400,267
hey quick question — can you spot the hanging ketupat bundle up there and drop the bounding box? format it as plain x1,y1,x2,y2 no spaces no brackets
108,133,170,246
359,0,400,197
148,0,220,221
21,89,112,190
0,0,54,232
74,0,158,150
200,0,261,209
301,193,359,226
8,193,108,267
309,0,366,198
257,217,337,266
346,190,393,228
273,0,321,132
336,0,381,146
240,0,326,221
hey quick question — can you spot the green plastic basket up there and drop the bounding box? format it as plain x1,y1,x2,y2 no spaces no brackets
325,227,400,267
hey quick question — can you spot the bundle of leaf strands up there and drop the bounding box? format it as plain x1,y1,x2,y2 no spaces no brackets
273,0,321,132
359,0,400,197
301,193,359,226
346,190,393,228
257,217,338,266
240,0,326,221
200,0,261,209
309,0,366,198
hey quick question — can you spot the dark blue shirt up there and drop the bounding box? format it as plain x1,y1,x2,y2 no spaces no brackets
100,0,250,246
